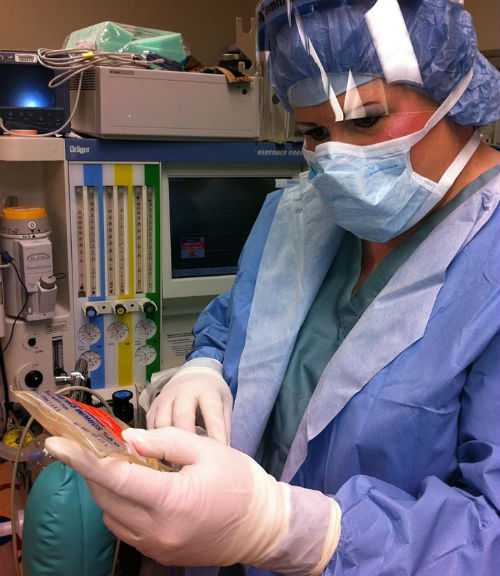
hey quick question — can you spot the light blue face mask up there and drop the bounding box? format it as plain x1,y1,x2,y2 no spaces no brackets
302,70,481,243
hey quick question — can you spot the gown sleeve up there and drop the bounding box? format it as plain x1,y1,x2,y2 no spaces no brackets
187,290,232,364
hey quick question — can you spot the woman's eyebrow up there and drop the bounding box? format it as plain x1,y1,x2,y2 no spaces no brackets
295,100,387,130
344,99,387,117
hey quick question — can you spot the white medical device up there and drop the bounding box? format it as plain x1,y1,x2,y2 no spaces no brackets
70,67,260,140
0,207,57,321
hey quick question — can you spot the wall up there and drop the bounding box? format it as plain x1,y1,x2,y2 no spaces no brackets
465,0,500,52
4,1,497,63
1,0,258,65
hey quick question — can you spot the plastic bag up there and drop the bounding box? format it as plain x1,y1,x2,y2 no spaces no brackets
64,21,189,65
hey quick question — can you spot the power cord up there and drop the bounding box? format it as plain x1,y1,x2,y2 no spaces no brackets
0,348,11,435
0,350,9,435
1,258,29,354
37,48,164,87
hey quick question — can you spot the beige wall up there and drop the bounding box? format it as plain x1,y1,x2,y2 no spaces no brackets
465,0,500,51
1,0,258,64
3,1,496,64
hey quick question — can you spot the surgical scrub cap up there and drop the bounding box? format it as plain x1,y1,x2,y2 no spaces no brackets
257,0,500,126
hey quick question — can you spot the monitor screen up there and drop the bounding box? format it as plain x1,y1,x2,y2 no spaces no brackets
169,177,277,278
0,64,56,108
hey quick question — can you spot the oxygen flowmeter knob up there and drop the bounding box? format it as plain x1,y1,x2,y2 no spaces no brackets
85,306,98,319
142,301,157,315
114,304,127,316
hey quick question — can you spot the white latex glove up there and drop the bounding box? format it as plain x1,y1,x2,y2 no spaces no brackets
146,358,232,444
45,428,341,574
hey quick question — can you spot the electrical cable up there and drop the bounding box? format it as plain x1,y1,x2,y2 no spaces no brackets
10,414,33,576
2,260,29,354
0,260,12,426
10,385,115,576
0,347,10,435
111,539,121,576
37,48,164,85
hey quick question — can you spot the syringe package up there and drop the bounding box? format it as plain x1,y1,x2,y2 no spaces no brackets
13,390,169,470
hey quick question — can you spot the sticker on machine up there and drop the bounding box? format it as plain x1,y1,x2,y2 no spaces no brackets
164,315,195,368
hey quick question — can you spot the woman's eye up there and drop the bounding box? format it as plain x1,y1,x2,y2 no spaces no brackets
351,116,382,128
305,126,330,142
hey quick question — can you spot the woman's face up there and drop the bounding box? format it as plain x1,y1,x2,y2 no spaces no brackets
295,80,473,184
295,80,438,150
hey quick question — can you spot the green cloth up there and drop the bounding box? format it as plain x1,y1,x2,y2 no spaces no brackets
65,22,188,64
259,165,500,479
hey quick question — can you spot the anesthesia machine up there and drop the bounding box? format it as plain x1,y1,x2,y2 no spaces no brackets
0,139,302,436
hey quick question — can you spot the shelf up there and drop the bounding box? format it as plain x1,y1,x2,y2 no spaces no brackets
0,135,304,165
0,136,65,162
65,137,304,164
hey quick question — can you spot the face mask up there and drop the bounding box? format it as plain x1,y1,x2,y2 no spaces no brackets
303,70,481,243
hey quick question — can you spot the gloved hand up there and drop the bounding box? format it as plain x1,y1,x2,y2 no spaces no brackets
147,358,232,444
45,428,341,574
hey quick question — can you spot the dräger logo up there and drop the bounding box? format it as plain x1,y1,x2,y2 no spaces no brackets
69,145,91,155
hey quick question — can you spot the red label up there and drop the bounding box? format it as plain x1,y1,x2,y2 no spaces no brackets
66,398,125,442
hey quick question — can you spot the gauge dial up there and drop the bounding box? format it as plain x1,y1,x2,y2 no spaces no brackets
135,345,157,366
78,323,101,345
107,320,129,343
135,319,157,340
81,350,102,372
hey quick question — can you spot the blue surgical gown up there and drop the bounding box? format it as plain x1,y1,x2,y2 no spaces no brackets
188,166,500,575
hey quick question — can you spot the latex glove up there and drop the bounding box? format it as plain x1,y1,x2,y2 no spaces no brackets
146,358,232,444
45,428,341,574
